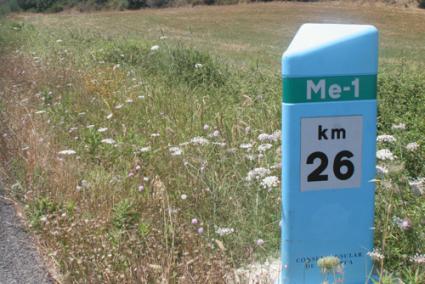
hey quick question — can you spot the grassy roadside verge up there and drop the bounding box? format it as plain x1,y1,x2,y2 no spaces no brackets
0,12,425,283
0,19,281,282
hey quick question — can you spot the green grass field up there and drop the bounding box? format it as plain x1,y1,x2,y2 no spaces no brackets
1,2,425,283
15,2,425,70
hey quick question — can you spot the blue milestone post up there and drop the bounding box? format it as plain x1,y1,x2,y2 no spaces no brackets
279,24,379,284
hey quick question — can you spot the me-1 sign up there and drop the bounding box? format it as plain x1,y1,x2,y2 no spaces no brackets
279,24,378,284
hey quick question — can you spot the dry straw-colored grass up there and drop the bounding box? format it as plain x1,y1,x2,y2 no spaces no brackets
0,51,234,283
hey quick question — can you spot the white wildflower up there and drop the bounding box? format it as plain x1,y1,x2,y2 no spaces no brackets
167,207,179,215
56,39,63,43
191,218,198,225
400,219,412,230
181,194,187,200
246,167,271,182
408,178,425,196
101,138,116,145
367,249,384,261
151,133,160,137
190,136,209,146
272,130,281,141
34,110,46,114
169,146,182,156
240,143,253,150
115,104,123,109
78,179,90,189
106,113,113,119
197,227,204,234
232,258,280,282
393,216,412,230
150,45,160,51
215,227,234,237
391,123,406,130
377,135,396,143
270,163,281,170
208,130,220,138
245,154,256,161
97,127,108,133
126,98,133,103
258,143,272,152
260,176,280,191
258,133,272,142
376,149,395,161
410,254,425,264
137,95,145,100
256,239,265,246
58,150,76,156
406,142,419,152
139,146,151,153
376,165,388,176
203,124,210,130
68,127,78,133
138,185,144,192
194,63,203,69
258,130,281,142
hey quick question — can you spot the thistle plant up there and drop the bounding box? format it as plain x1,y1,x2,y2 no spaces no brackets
317,256,344,284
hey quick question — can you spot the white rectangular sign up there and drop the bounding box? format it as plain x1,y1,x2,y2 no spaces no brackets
300,116,363,192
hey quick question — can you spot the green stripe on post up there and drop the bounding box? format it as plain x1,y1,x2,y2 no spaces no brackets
283,75,376,103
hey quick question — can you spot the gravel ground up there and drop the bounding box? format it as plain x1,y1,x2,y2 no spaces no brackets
0,194,52,284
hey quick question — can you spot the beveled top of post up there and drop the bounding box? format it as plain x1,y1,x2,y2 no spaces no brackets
282,24,378,78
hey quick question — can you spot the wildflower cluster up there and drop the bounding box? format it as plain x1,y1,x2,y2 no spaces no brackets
367,249,385,261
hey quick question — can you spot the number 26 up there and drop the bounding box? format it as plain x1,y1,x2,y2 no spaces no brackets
307,151,354,182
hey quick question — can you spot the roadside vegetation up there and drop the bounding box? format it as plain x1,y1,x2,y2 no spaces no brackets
1,0,322,13
0,0,425,14
0,2,424,283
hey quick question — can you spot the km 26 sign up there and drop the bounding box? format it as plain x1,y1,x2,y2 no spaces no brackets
300,115,362,192
279,24,378,284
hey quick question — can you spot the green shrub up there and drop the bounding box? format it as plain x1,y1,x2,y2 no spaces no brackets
27,197,58,228
127,0,146,9
146,0,168,7
17,0,57,11
105,0,128,10
0,0,21,15
112,199,139,230
418,0,425,8
11,0,330,12
96,41,150,65
167,47,228,88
